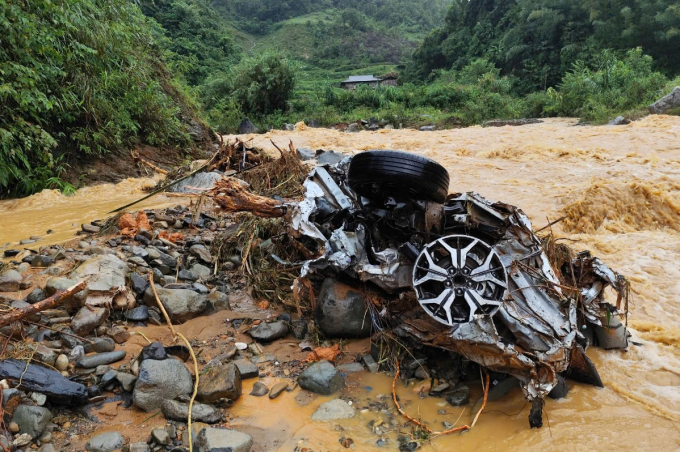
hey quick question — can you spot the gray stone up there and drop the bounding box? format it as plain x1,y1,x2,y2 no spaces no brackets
31,254,54,267
116,372,137,392
178,269,197,281
248,321,288,342
39,444,58,452
0,270,22,292
197,363,241,403
143,287,207,323
161,399,222,424
298,360,344,395
190,263,211,279
316,279,371,338
77,351,126,368
169,173,223,194
316,150,344,165
238,118,258,134
27,288,46,304
233,359,258,379
206,291,230,311
45,276,78,296
130,273,149,295
648,86,680,114
12,405,52,438
84,337,116,353
608,115,630,125
34,344,57,367
296,147,316,160
446,385,470,407
487,376,519,402
548,375,569,400
133,358,193,411
195,427,253,452
128,442,150,452
249,382,269,397
152,428,171,445
189,245,213,263
124,306,149,321
269,382,289,399
81,224,101,234
347,123,361,133
70,254,128,293
419,125,436,131
71,306,108,336
85,431,125,452
311,399,355,421
284,123,295,131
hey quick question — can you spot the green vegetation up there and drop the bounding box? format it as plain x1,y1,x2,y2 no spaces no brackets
0,0,200,197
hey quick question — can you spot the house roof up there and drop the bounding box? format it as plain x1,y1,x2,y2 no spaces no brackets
341,75,379,83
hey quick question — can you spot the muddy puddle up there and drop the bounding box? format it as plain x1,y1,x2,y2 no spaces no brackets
2,116,679,450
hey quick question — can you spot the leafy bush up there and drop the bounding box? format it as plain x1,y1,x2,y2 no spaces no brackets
0,0,191,197
231,51,298,115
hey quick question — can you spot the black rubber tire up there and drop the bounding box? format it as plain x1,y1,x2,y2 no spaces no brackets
348,150,450,203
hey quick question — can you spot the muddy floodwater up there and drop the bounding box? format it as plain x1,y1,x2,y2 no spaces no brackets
2,117,680,450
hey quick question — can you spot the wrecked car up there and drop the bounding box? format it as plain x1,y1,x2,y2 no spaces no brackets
285,150,629,427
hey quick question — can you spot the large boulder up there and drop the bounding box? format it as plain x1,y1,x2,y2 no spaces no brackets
197,363,242,403
168,172,223,194
143,287,207,323
648,87,680,114
0,270,22,292
195,427,253,452
71,254,128,292
238,118,258,134
315,279,371,338
132,358,193,411
12,405,52,439
298,360,344,395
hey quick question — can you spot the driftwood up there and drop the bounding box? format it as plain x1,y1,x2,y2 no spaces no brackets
0,281,87,328
209,177,286,218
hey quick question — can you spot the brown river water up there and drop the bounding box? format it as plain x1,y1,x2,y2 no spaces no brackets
1,117,679,450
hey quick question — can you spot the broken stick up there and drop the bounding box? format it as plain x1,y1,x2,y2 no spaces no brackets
209,177,286,218
0,281,87,328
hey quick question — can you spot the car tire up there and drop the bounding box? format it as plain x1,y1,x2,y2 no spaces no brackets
347,150,450,203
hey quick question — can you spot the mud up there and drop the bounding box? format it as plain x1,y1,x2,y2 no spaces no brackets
1,117,679,450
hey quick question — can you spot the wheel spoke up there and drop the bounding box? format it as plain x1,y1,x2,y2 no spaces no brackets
413,251,448,286
439,237,477,269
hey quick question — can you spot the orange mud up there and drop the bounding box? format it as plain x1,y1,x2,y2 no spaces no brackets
1,117,679,450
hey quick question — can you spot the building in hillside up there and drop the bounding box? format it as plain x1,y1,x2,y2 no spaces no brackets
340,75,380,90
379,73,398,87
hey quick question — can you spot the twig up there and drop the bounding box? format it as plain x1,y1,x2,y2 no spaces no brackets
535,216,566,233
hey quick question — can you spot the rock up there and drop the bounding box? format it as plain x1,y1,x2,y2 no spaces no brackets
31,255,54,267
593,316,628,350
206,291,230,311
116,372,137,392
85,431,125,452
316,150,344,165
13,433,32,447
316,279,371,338
8,421,19,433
238,118,258,134
189,245,213,263
133,358,193,411
12,405,52,438
27,288,46,304
284,123,295,131
195,427,253,452
109,325,130,344
31,392,47,406
487,376,519,402
142,287,207,323
648,86,680,114
71,254,128,293
290,319,308,339
608,115,630,125
161,399,222,424
130,273,149,295
0,359,88,404
298,360,344,395
85,337,116,353
311,399,356,421
249,382,269,397
307,118,321,128
337,362,364,373
77,351,126,368
152,428,171,445
419,125,435,131
3,249,20,257
141,342,167,361
248,321,288,342
71,307,108,336
346,123,361,133
482,118,542,127
81,224,101,233
233,359,258,379
197,363,241,403
178,269,197,281
55,354,69,371
190,263,211,279
34,344,57,367
169,172,223,194
548,375,569,399
100,369,118,387
269,382,289,399
0,270,22,292
124,306,149,321
446,385,470,407
45,276,78,296
296,147,316,160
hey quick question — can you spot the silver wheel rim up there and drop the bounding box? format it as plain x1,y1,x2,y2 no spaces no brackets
412,235,507,325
